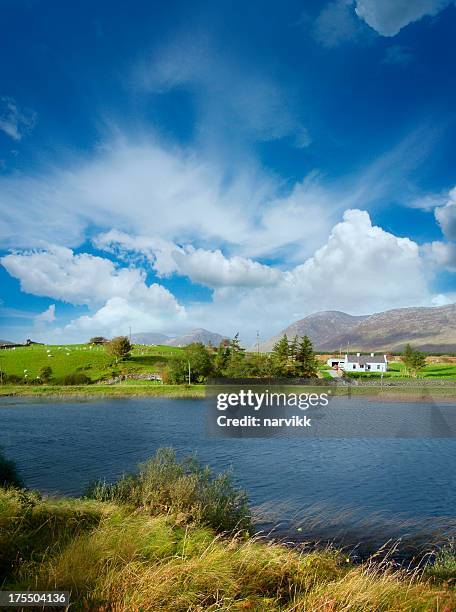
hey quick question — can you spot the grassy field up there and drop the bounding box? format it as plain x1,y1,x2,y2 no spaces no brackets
2,448,456,611
0,343,182,382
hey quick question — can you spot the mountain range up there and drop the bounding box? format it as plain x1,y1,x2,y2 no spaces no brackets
131,328,227,347
258,304,456,353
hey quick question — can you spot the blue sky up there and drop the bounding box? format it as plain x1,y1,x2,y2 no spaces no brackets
1,0,456,344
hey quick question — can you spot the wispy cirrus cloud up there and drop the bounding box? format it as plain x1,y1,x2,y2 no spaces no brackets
0,96,36,141
134,32,311,150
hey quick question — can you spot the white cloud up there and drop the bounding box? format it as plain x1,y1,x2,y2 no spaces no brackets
94,230,283,288
35,304,56,324
0,96,36,141
186,210,433,342
136,33,310,149
425,241,456,272
62,291,185,339
173,246,281,288
1,246,186,340
355,0,452,36
1,246,146,307
93,229,180,275
435,187,456,240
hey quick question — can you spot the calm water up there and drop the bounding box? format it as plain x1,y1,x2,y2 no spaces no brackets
1,396,456,554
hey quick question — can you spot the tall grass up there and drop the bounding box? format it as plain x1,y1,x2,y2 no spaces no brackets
86,448,252,535
1,448,456,610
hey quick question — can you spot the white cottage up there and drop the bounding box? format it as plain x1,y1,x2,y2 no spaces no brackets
327,353,388,373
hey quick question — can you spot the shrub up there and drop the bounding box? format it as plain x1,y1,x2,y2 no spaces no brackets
3,373,23,384
58,372,92,385
425,543,456,583
39,365,53,382
86,448,252,535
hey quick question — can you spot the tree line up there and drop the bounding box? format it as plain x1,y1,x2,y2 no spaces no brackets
167,333,319,383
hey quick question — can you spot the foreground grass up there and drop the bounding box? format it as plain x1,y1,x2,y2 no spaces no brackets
1,449,456,610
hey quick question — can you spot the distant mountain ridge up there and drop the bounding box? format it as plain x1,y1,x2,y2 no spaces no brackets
131,328,227,347
259,304,456,353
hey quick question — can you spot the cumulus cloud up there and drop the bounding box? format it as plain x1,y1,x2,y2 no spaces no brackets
93,229,180,275
354,0,452,36
94,230,283,288
35,304,56,324
1,246,147,307
186,210,432,341
0,96,36,141
173,247,282,288
425,241,456,272
62,291,185,339
2,210,436,343
435,188,456,240
1,246,185,340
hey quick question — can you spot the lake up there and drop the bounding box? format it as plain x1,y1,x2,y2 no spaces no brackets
1,395,456,558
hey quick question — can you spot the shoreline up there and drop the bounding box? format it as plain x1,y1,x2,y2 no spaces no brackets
1,382,456,400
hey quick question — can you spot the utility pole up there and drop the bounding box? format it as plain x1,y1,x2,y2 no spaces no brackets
188,361,191,385
256,330,260,354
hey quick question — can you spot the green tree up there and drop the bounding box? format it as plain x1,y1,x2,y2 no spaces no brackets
106,336,132,362
402,344,426,377
38,365,53,383
223,333,247,378
289,335,299,361
185,343,213,380
270,334,290,377
213,345,230,376
403,344,426,377
294,335,318,378
402,343,413,374
168,343,213,384
89,336,108,345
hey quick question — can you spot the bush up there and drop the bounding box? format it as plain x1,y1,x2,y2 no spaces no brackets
39,365,53,383
86,448,252,535
0,447,22,487
3,373,24,384
58,372,92,385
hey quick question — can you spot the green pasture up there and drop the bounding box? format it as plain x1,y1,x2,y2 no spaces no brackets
0,343,183,382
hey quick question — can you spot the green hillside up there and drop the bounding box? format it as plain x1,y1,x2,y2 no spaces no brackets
0,343,182,383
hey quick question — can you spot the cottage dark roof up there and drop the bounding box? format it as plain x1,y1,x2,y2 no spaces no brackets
346,354,386,365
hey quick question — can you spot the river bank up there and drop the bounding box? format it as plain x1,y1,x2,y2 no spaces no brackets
0,383,205,398
1,381,456,400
